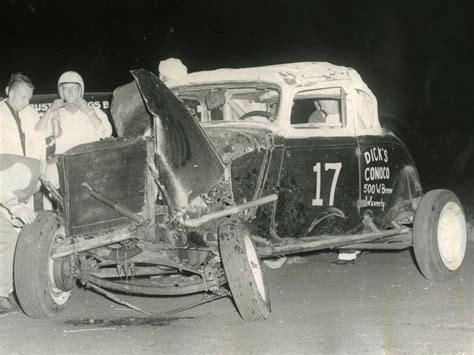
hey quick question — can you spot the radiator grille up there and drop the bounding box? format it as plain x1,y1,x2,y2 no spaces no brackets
59,137,150,236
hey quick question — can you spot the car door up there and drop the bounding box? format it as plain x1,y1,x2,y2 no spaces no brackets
275,88,360,239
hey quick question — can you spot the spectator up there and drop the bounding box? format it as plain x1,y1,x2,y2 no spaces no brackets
0,73,45,159
0,73,46,314
0,154,42,314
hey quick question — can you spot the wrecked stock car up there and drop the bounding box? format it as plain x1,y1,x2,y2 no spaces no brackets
14,63,468,321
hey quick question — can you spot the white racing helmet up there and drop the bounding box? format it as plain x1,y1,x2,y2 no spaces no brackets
57,71,84,99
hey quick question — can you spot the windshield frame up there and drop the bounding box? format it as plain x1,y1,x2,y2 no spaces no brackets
172,82,282,125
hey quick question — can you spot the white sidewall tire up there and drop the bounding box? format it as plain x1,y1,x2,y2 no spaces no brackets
243,235,267,302
413,189,468,281
219,218,271,321
437,201,467,271
14,211,73,318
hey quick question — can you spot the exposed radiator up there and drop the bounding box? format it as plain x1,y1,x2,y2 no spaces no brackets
58,136,152,237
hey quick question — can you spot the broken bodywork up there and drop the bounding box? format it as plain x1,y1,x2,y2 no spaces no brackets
53,70,416,287
14,64,467,321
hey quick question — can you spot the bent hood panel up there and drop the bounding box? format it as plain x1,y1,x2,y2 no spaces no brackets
111,81,152,137
115,69,225,208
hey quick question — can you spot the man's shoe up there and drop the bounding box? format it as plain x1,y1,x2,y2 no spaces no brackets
0,297,14,315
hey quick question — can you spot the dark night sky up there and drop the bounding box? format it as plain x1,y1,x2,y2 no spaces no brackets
1,0,473,180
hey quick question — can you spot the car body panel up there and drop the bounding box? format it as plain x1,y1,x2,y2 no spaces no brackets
358,133,423,227
113,69,225,209
110,81,152,137
276,137,360,238
163,63,419,240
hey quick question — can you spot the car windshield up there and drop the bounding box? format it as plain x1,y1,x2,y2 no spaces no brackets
174,85,280,124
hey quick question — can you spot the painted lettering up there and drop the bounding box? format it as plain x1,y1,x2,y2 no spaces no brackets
363,183,393,195
364,147,389,164
364,166,390,181
365,196,386,211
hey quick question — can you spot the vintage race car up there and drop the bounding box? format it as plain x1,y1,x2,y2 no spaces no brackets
14,63,468,321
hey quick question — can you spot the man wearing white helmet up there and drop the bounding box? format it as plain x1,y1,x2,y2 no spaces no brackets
36,71,112,154
36,71,112,186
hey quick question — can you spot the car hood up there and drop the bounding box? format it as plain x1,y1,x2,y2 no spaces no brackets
111,69,225,208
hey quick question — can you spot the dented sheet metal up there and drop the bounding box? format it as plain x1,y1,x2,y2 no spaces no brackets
168,62,371,91
130,69,225,208
111,81,152,137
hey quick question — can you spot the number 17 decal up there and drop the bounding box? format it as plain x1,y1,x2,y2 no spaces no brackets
312,162,342,206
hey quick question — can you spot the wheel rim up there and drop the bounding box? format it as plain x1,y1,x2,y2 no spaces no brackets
437,201,467,271
48,227,72,305
244,235,266,302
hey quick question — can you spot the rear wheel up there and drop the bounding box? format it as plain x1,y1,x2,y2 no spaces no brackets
14,211,74,318
219,219,271,321
413,189,467,281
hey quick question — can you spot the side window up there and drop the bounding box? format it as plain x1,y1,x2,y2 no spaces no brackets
291,88,344,128
354,90,376,130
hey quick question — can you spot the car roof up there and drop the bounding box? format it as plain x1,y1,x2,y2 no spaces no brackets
167,62,370,92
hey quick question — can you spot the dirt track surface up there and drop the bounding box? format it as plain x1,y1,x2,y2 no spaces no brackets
1,246,472,354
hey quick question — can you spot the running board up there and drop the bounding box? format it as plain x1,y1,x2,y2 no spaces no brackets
257,227,411,257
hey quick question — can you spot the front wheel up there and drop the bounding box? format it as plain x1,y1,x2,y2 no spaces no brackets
413,189,468,281
14,211,74,318
219,219,271,321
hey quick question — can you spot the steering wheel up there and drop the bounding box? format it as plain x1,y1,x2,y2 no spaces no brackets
238,110,277,122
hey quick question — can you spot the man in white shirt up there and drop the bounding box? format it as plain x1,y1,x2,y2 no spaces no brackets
0,73,45,314
36,71,112,154
0,73,45,159
35,71,112,186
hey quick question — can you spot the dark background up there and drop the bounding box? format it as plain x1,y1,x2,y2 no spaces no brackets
1,0,473,192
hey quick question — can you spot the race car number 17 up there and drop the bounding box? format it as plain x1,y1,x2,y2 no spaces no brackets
312,162,342,207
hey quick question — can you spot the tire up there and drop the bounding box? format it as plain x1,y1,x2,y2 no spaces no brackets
218,218,271,321
413,189,468,281
14,211,73,318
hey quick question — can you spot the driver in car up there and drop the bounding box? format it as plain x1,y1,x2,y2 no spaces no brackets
308,99,340,124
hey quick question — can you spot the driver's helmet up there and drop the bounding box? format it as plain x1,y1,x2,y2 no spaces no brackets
57,71,84,99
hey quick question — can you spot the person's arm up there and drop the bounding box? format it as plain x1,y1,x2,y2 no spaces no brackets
35,99,64,133
0,164,36,224
77,98,112,137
